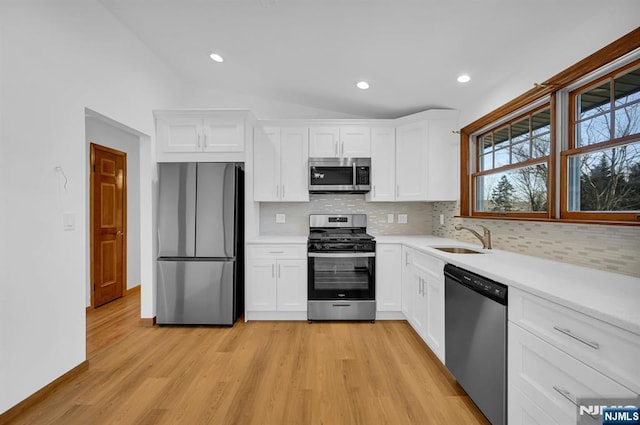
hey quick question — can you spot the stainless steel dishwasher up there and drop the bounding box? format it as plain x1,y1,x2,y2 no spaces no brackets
445,263,507,425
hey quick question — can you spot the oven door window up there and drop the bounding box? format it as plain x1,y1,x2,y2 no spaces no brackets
310,166,353,186
308,256,375,299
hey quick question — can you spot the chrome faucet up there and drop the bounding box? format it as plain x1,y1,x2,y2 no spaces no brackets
454,224,492,249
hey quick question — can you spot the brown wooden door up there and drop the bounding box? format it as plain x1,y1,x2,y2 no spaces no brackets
91,144,127,307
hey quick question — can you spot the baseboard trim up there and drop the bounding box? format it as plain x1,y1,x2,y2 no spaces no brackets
125,284,140,296
139,317,156,327
0,360,89,422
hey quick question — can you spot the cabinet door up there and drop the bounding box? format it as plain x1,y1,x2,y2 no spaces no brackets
412,271,427,336
279,127,309,202
157,116,203,153
401,248,412,318
427,117,459,201
309,126,340,157
376,244,402,311
202,115,244,152
340,126,371,157
246,259,277,311
424,270,445,362
276,259,307,311
253,127,280,201
396,122,428,200
367,127,396,201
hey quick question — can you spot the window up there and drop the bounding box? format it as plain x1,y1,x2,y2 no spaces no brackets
473,106,551,217
563,61,640,221
460,28,640,224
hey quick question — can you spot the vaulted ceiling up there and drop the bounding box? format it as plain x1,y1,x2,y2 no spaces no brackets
98,0,640,120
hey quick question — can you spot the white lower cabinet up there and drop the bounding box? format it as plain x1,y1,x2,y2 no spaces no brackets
401,246,445,363
509,385,560,425
246,244,307,320
375,244,402,314
508,288,639,425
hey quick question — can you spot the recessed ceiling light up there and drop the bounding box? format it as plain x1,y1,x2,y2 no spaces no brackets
356,81,370,90
209,53,224,63
457,74,471,83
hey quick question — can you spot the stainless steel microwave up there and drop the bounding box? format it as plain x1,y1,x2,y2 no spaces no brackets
309,158,371,193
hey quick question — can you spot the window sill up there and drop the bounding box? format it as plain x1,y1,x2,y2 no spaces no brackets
456,215,640,227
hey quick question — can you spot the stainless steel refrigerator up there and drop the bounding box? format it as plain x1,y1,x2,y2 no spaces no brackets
157,162,244,325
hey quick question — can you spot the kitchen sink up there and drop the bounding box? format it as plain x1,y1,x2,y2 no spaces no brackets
432,247,484,254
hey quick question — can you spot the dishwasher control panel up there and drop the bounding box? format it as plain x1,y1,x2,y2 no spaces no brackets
445,264,508,304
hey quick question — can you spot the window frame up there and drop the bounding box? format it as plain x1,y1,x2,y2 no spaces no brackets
459,27,640,225
561,60,640,221
471,103,553,218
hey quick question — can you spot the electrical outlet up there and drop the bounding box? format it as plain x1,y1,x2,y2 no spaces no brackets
275,213,286,224
439,214,445,225
398,214,408,224
387,214,394,223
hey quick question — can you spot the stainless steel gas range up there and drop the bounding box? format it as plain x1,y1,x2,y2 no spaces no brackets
307,214,376,322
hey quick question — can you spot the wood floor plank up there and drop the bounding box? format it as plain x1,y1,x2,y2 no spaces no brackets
5,292,489,425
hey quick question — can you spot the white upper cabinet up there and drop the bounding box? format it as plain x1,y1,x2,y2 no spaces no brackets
366,127,396,202
309,126,371,158
253,127,280,201
391,110,459,202
253,126,309,202
396,121,429,200
155,110,251,162
426,115,460,201
201,115,245,152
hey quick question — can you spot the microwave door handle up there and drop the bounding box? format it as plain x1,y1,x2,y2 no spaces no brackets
353,162,357,190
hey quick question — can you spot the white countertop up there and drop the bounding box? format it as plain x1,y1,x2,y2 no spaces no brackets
375,235,640,336
247,235,307,244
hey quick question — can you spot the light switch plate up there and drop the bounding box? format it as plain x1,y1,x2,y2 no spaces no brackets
387,213,394,223
397,214,408,224
439,214,445,225
275,213,286,224
63,212,75,231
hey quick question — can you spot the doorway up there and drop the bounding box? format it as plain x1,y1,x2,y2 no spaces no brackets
90,143,127,307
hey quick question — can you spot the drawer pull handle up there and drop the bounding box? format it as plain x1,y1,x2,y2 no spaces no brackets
553,385,577,406
553,386,597,420
268,251,285,254
332,304,351,307
553,326,600,350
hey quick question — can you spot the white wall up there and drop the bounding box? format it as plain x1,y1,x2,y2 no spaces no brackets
0,0,185,414
183,85,366,120
85,116,142,305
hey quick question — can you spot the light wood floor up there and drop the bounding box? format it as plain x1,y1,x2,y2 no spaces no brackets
7,292,489,425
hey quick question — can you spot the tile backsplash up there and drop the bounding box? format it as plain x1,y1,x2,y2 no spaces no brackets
431,201,640,278
259,195,433,236
258,197,640,278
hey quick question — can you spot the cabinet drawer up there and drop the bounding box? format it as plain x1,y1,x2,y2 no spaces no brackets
509,384,560,425
410,249,444,278
510,288,640,394
248,244,306,259
509,323,636,425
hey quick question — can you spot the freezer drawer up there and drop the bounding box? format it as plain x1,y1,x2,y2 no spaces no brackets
157,260,235,325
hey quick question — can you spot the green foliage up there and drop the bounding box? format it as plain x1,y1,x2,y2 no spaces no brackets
490,175,516,211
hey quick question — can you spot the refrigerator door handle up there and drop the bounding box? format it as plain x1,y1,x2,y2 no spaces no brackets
272,263,275,278
278,264,281,278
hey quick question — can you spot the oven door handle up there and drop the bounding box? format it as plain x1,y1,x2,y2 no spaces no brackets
308,252,376,258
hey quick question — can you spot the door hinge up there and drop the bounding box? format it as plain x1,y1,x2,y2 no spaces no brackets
93,283,96,291
92,163,96,172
